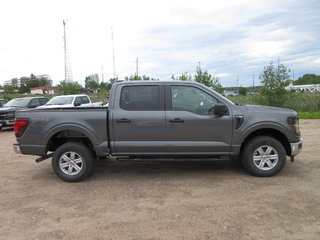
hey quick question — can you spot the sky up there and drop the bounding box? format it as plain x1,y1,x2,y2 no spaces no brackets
0,0,319,87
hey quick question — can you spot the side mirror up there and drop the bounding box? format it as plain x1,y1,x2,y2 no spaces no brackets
74,102,81,107
214,103,228,116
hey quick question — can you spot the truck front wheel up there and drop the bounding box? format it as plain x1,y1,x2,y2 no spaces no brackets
241,136,286,177
52,142,93,182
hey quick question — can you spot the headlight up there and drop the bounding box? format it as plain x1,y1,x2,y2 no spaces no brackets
6,112,15,118
288,116,300,135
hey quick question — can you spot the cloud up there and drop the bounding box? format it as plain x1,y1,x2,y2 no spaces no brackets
0,0,319,87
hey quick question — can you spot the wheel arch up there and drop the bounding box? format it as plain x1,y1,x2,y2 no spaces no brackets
240,127,291,157
45,124,97,156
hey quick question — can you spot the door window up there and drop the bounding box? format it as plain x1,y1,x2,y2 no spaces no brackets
81,96,90,104
29,99,41,108
74,97,82,105
39,98,48,105
171,86,217,115
120,86,160,111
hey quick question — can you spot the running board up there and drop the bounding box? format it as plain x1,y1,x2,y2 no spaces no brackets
116,156,230,162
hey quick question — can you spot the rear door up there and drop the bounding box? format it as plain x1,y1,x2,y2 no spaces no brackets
111,83,165,155
165,84,233,155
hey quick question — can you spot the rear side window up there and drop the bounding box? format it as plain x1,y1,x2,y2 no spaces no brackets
120,86,160,111
39,98,48,105
81,96,90,104
29,99,41,108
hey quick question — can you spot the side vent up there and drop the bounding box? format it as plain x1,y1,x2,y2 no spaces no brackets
235,115,244,130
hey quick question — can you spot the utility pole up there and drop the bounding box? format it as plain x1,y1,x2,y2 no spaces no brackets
111,26,116,79
62,20,73,82
101,66,104,83
136,58,139,77
252,75,255,91
237,75,239,88
292,70,295,82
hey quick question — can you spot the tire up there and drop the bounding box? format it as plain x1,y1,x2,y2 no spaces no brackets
52,142,93,182
241,136,286,177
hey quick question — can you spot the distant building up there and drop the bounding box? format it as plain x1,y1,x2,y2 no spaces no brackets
88,73,99,84
285,84,320,93
4,74,52,87
30,86,60,95
4,78,19,87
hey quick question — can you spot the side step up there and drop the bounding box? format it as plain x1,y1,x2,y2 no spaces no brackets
116,156,230,162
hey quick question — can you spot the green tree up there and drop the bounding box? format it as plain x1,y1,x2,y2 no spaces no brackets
109,78,118,84
84,76,99,89
294,74,320,85
58,81,81,95
259,61,291,107
125,75,155,81
99,81,113,91
19,74,52,93
194,66,223,93
99,82,108,90
239,87,248,96
142,75,151,80
3,85,16,94
172,72,193,81
125,75,142,81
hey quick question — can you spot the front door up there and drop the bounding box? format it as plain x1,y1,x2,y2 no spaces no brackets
165,85,233,155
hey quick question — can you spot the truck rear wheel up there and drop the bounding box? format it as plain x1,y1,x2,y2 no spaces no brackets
52,142,93,182
241,136,286,177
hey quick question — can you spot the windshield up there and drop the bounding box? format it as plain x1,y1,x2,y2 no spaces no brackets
46,96,74,105
4,98,30,107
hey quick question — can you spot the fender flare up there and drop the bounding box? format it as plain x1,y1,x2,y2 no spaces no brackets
44,123,97,147
240,121,290,143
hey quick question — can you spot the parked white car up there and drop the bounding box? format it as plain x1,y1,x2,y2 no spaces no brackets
37,94,102,108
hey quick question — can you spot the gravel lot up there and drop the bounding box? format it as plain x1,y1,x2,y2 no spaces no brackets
0,120,319,240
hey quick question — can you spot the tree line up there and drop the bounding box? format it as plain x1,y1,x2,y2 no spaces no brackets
1,63,319,108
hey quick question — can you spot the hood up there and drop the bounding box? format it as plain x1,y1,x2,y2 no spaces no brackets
243,104,297,114
0,107,18,112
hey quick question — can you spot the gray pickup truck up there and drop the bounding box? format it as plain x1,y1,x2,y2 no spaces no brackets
13,81,303,182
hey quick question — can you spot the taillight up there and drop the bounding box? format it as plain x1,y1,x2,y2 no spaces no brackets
14,118,29,138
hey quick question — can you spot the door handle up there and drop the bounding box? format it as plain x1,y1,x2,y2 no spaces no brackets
169,118,184,123
116,118,131,123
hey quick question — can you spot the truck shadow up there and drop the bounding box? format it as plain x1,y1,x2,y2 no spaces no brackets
92,159,245,179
